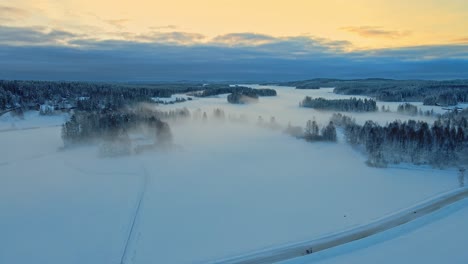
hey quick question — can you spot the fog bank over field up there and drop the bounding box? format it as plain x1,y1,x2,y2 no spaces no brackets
0,84,464,263
161,85,442,129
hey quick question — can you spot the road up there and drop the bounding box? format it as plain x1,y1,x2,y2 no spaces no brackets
210,186,468,264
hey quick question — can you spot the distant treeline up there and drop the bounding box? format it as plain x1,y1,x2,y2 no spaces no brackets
0,80,276,112
227,90,259,104
195,86,277,98
300,97,378,112
277,79,468,106
0,80,208,111
331,112,468,167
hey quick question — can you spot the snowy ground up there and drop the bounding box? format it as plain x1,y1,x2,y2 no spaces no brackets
0,126,141,264
0,87,463,264
0,111,69,131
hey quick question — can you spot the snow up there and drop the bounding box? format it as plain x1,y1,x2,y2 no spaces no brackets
0,86,463,264
0,110,69,131
152,93,194,103
0,128,141,264
282,198,468,264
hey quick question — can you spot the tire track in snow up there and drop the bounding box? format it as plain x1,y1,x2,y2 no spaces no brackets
0,124,61,133
210,187,468,264
120,164,149,264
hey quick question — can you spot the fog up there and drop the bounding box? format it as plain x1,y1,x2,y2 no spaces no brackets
0,85,461,264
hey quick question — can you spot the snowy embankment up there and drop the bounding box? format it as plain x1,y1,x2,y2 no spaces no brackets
285,197,468,264
210,187,468,264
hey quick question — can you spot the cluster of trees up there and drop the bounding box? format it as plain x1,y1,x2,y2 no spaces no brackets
60,106,196,156
153,97,192,105
257,116,282,130
282,119,337,142
62,109,173,146
195,85,277,98
0,87,21,110
300,97,378,112
279,79,468,106
381,103,435,117
227,91,259,104
397,103,419,116
331,113,467,167
303,120,337,142
212,108,226,120
396,103,436,116
423,94,460,106
132,105,191,121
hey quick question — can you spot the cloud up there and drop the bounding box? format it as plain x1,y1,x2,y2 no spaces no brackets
0,5,28,22
135,31,206,45
105,19,130,29
150,25,179,31
212,33,277,46
1,40,467,82
342,26,411,38
209,33,352,59
454,37,468,43
0,26,466,81
364,44,468,60
0,26,80,45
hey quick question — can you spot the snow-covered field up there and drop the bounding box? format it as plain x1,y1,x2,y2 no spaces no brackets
0,111,69,131
0,86,464,264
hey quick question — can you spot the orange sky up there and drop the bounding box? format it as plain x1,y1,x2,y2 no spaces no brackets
2,0,468,49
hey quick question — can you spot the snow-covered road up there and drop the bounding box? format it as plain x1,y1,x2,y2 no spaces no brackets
210,187,468,264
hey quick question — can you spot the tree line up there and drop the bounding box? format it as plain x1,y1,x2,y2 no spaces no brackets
0,80,277,112
331,112,467,167
278,78,468,106
195,85,277,98
0,80,208,111
300,97,378,112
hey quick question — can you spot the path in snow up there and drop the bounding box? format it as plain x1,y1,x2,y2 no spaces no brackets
210,187,468,264
120,164,150,264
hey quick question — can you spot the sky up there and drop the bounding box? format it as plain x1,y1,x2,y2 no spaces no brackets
0,0,468,81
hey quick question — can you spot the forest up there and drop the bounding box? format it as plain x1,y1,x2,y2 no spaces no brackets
194,85,277,98
0,80,277,112
397,103,419,116
0,80,204,111
227,91,259,104
330,111,468,167
300,97,378,112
